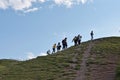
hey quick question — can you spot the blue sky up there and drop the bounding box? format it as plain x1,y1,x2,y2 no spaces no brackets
0,0,120,60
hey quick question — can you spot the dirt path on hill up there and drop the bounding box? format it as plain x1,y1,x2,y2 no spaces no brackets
73,41,119,80
74,41,94,80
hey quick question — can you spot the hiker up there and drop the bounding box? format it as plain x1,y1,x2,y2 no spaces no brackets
52,43,56,53
72,36,78,46
47,50,51,55
90,30,94,40
57,42,61,51
77,34,82,45
62,37,67,50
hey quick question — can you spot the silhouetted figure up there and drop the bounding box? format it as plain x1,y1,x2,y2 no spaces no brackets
90,31,94,40
57,42,61,51
52,43,56,53
77,34,82,45
62,37,67,50
47,50,51,55
72,36,78,46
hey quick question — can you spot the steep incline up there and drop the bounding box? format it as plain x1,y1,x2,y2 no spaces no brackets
0,37,120,80
86,37,120,80
75,41,94,80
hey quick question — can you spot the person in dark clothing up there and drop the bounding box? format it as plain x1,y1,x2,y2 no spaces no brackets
72,36,78,46
57,42,61,51
90,31,94,40
62,39,65,49
62,37,67,50
77,34,82,45
47,50,51,55
64,37,67,49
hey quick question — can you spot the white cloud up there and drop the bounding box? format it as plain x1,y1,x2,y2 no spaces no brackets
77,0,87,4
9,0,36,10
27,52,36,59
0,0,93,13
0,0,37,11
38,0,46,3
24,7,38,13
39,52,47,56
27,52,47,60
54,0,92,8
54,0,73,8
0,0,9,9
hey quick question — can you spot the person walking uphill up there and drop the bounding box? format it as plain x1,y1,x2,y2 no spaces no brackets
72,36,78,46
52,43,56,53
77,34,82,45
62,37,67,50
57,42,61,51
90,30,94,40
47,50,51,55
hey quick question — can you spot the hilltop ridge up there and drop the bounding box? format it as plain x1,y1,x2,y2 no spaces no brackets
0,37,120,80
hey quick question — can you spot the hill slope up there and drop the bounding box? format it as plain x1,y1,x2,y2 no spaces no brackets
0,37,120,80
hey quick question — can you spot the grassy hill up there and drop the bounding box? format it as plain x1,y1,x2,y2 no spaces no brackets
0,37,120,80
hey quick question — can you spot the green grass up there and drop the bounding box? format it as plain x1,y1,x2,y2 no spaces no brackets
91,37,120,54
88,37,120,64
0,37,120,80
87,37,120,80
0,43,87,80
